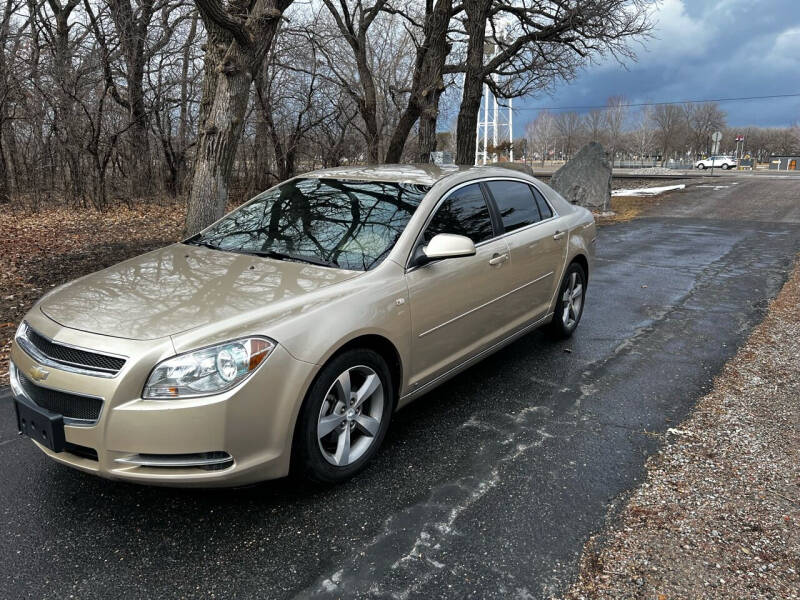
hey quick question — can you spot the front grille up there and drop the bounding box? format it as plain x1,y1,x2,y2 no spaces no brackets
25,326,126,374
18,373,103,422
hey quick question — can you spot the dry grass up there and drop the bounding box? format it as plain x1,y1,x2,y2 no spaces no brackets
594,192,680,225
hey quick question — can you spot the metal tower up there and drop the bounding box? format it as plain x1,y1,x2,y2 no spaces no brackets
474,41,513,165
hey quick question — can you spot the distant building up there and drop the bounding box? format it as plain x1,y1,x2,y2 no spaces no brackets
768,155,799,170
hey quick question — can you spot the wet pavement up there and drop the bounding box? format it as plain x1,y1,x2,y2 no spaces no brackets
1,176,799,599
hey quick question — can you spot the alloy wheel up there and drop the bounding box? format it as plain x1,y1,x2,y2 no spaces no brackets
317,365,384,466
561,271,584,329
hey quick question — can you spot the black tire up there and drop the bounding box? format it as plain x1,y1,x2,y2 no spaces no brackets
721,163,730,170
292,348,394,484
697,163,705,170
548,262,587,339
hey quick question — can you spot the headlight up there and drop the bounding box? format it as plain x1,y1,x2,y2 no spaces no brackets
143,337,275,399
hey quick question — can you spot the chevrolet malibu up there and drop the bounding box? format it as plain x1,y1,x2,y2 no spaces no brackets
10,165,596,486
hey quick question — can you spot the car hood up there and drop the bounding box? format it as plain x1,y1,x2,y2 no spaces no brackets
39,244,362,340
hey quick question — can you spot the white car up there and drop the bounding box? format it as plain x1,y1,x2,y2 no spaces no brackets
695,156,736,170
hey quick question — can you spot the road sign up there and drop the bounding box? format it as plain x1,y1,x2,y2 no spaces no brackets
712,131,722,142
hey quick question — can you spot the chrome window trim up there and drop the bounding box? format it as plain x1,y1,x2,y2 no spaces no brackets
16,322,126,379
404,176,561,271
9,361,105,427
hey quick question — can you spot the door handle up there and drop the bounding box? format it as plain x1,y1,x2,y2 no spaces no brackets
489,253,509,266
553,230,566,241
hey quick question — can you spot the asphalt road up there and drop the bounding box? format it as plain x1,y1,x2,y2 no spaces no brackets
1,176,799,599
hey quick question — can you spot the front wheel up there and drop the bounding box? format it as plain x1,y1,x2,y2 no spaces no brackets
721,163,730,170
292,348,394,484
548,263,587,339
697,163,706,170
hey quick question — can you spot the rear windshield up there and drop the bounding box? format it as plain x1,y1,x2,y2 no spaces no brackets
188,178,429,271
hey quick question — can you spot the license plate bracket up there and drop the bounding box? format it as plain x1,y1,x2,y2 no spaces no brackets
14,397,66,453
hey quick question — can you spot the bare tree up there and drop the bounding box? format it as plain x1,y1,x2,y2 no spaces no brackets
451,0,652,165
685,101,726,157
383,0,455,163
584,109,605,144
184,0,294,235
605,95,626,166
631,106,654,166
526,109,555,167
651,104,685,166
554,111,583,160
0,0,25,203
317,0,389,163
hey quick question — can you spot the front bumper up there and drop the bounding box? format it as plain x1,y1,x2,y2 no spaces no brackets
9,312,318,487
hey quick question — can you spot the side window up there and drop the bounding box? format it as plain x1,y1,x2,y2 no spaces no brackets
486,180,541,233
531,186,553,219
423,184,494,244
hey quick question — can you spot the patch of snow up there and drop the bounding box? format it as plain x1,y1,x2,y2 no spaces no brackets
612,184,686,197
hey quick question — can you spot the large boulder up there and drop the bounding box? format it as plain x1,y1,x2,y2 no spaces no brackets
549,142,611,210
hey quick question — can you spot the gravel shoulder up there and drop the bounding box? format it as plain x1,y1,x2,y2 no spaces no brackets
564,259,800,599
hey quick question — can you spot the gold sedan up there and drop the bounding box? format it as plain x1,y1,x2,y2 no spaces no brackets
9,165,596,486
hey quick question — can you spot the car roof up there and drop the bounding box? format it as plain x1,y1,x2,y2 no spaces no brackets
301,163,532,187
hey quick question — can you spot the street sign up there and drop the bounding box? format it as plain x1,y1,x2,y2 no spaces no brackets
712,131,722,142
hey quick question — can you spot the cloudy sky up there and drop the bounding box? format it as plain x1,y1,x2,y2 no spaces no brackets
514,0,800,131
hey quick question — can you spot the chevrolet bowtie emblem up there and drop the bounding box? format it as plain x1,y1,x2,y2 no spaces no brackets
28,365,50,382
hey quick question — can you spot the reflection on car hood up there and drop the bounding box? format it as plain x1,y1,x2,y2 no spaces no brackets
39,244,361,340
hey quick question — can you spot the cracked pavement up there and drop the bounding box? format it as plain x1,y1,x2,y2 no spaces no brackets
1,176,799,599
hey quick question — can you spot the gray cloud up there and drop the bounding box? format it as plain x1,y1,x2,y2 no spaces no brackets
514,0,800,130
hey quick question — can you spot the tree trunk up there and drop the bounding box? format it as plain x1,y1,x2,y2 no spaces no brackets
51,1,82,201
184,0,291,235
173,12,199,195
185,52,252,234
454,0,489,165
253,110,273,192
0,136,9,203
356,57,380,163
418,109,438,162
384,105,420,163
384,0,452,163
107,0,157,199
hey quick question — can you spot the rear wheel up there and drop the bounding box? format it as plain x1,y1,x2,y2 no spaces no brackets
548,263,587,339
697,163,706,170
293,349,393,484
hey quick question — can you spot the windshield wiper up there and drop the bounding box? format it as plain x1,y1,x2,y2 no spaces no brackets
239,248,340,269
184,238,220,251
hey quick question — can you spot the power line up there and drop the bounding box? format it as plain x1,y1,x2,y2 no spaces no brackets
511,92,800,112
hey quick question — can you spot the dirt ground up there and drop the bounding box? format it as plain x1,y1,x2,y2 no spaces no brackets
563,261,800,599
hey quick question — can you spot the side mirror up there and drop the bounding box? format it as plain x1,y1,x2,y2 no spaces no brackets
418,233,476,264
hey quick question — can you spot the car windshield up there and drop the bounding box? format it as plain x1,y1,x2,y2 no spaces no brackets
186,177,429,271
